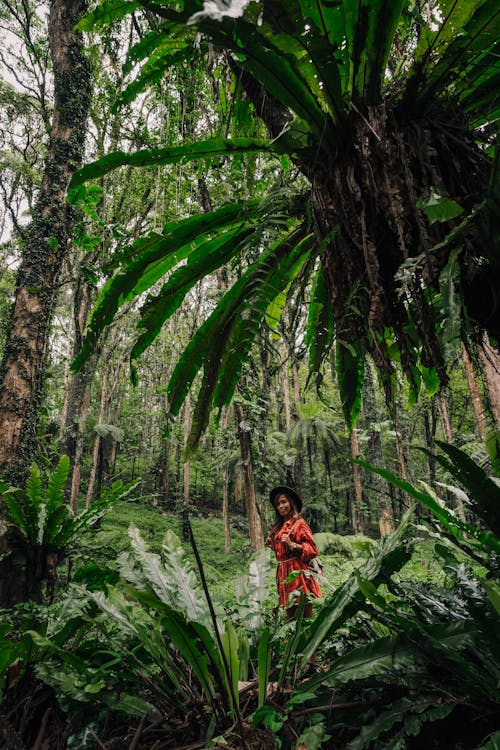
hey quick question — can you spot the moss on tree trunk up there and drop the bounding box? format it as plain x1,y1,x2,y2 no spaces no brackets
0,0,92,486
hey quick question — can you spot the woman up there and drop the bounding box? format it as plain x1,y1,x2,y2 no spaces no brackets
266,485,321,619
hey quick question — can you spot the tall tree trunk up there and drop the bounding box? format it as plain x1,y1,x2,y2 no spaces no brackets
282,360,292,432
292,364,301,418
423,401,438,487
435,389,466,521
461,342,487,442
234,400,263,549
182,392,191,541
221,406,232,554
478,335,500,430
62,274,101,509
0,0,91,485
436,389,453,443
350,429,364,534
86,369,108,508
363,359,394,536
158,435,171,507
389,402,408,517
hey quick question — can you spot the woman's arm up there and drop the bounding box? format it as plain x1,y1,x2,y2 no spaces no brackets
291,520,318,562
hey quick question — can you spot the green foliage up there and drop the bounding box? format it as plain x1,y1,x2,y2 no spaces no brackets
1,456,130,550
70,0,500,451
69,138,280,189
356,439,500,564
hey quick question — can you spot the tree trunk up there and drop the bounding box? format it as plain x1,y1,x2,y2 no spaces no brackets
292,364,301,418
221,406,232,554
350,429,364,534
478,335,500,430
283,360,292,432
182,392,191,541
363,359,394,536
62,275,101,509
423,401,437,487
436,389,453,443
158,435,171,507
461,342,487,442
435,390,466,521
86,369,108,508
389,402,408,517
234,400,263,549
0,0,91,485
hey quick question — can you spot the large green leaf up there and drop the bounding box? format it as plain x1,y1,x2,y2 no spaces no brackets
119,526,211,629
71,199,265,371
76,0,139,30
173,226,316,455
356,456,500,557
408,1,500,111
343,0,405,102
69,138,279,190
46,456,70,518
306,263,335,384
300,513,413,667
129,226,254,368
336,338,365,430
432,440,500,534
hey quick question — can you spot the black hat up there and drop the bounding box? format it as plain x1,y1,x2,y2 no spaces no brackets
269,486,302,513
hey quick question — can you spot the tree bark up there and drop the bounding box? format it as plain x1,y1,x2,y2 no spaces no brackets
62,274,101,509
363,359,394,536
461,342,487,442
435,389,466,521
423,401,437,487
0,0,91,485
436,389,453,444
85,369,108,508
478,335,500,430
350,429,365,534
389,402,408,516
221,406,232,554
182,392,191,541
282,360,292,432
234,400,263,549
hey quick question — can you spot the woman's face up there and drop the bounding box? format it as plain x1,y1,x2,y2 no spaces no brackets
275,494,292,519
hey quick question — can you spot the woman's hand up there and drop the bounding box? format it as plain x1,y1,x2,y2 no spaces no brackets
281,533,301,552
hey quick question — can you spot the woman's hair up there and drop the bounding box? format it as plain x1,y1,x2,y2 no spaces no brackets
269,493,300,538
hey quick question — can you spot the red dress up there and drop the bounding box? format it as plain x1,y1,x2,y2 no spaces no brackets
271,516,322,606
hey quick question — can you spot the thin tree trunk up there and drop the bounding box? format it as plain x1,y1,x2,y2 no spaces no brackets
221,406,232,553
283,361,292,432
435,389,466,521
363,359,394,536
158,435,171,507
234,400,263,549
423,402,437,487
350,429,365,534
389,402,408,516
182,392,191,541
436,389,453,443
86,369,108,508
63,276,101,509
59,313,74,439
292,364,301,417
461,342,487,442
0,0,91,485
